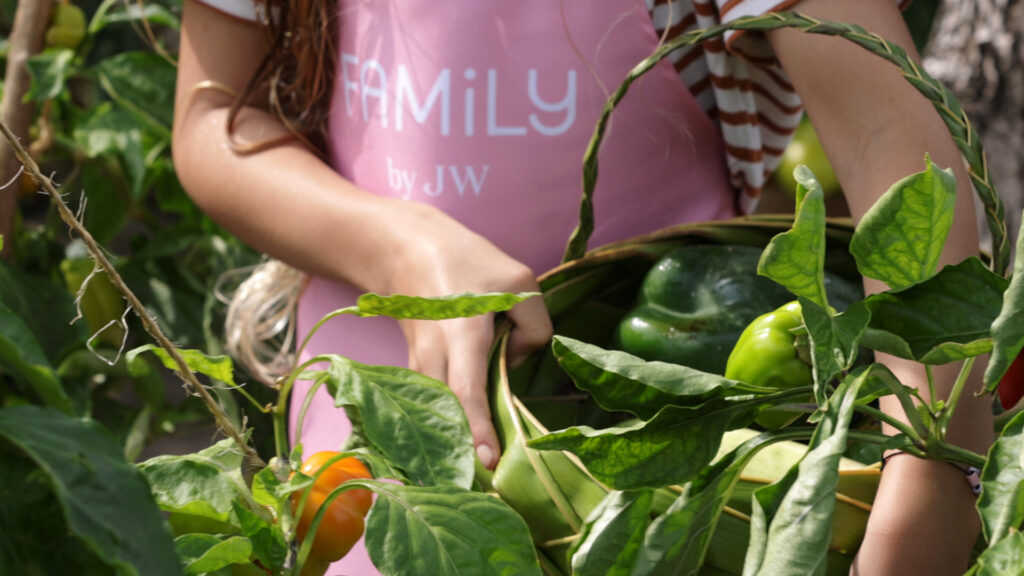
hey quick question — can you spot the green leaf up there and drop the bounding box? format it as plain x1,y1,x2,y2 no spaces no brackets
138,438,254,532
857,327,915,360
233,502,288,572
743,471,796,576
758,168,828,309
362,481,542,576
0,452,115,574
91,2,180,32
73,104,146,195
350,291,538,320
800,299,870,406
0,263,85,364
632,429,804,576
0,302,72,413
552,336,740,420
528,399,739,490
0,405,181,576
25,49,75,101
571,490,652,576
965,530,1024,576
251,465,312,508
94,51,177,131
920,340,996,365
978,410,1024,545
128,344,237,387
849,157,957,290
80,162,128,245
175,534,253,575
864,258,1007,363
319,355,474,488
743,365,872,576
984,212,1024,390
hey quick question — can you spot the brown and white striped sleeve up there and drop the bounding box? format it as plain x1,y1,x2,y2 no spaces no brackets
650,0,908,214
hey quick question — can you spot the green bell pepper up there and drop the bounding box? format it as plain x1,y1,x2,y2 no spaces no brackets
725,300,813,429
724,300,811,389
614,244,795,374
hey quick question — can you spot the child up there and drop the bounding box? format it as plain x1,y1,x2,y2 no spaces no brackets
172,1,992,574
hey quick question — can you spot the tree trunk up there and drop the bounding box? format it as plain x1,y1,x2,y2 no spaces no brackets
923,0,1024,262
0,0,54,262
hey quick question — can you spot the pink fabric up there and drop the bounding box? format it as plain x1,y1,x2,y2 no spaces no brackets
293,2,736,573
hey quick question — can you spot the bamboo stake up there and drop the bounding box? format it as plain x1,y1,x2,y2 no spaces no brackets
0,0,53,261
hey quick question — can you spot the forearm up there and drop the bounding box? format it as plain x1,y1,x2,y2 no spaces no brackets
767,0,992,445
766,1,992,573
172,100,432,294
172,0,445,295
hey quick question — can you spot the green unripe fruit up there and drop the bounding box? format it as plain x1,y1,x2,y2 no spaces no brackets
45,4,87,49
773,117,840,199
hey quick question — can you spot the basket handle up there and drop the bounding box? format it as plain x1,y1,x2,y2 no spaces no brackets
563,11,1009,276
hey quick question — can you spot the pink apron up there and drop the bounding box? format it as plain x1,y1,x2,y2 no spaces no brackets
294,2,736,572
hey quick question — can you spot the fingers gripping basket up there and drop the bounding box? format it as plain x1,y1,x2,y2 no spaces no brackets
483,11,1009,576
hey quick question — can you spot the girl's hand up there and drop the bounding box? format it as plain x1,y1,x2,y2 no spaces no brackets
173,2,551,471
386,204,553,470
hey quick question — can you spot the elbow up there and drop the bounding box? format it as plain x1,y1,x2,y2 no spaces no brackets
170,107,228,218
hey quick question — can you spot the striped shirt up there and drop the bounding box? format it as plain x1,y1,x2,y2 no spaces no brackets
195,0,906,212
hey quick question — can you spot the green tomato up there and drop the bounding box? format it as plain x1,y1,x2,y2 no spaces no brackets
773,117,840,199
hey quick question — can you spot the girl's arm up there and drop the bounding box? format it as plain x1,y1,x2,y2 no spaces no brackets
764,1,992,574
172,0,552,469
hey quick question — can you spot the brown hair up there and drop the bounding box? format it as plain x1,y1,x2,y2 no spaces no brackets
219,1,339,384
233,0,339,151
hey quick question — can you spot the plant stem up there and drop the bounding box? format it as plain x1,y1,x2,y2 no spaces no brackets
846,429,923,456
938,357,978,438
228,382,270,413
844,418,986,470
854,403,922,442
292,307,357,371
935,442,987,471
294,378,326,446
874,365,933,440
926,364,937,408
845,429,985,471
273,355,326,460
0,116,261,464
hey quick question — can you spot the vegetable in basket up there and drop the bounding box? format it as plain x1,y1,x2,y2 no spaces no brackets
614,243,861,375
724,300,813,429
613,244,795,374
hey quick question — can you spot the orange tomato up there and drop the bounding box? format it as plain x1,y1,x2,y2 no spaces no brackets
291,452,373,570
